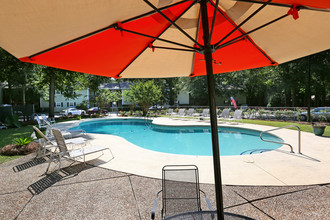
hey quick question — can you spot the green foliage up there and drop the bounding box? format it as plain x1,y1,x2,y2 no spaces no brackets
0,125,34,164
296,107,304,121
123,80,162,116
313,110,328,126
0,126,34,149
76,100,89,110
5,114,21,128
96,89,122,109
13,136,33,146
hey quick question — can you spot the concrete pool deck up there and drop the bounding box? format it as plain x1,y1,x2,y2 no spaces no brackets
53,116,330,186
2,154,329,219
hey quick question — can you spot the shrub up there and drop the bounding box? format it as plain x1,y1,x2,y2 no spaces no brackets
13,136,34,147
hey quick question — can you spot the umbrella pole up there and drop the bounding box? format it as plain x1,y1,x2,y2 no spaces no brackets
200,0,225,219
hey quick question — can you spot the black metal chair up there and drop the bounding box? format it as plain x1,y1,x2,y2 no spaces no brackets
151,165,214,220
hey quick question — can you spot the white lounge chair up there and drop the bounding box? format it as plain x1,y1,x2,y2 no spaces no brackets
199,109,210,120
227,110,243,124
202,109,209,117
45,128,113,173
185,108,194,117
218,109,230,121
41,114,56,124
166,109,174,116
33,126,87,158
34,114,48,129
43,119,86,138
177,108,185,117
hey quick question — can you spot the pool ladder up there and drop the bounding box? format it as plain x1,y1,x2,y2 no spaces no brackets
144,118,153,129
260,125,301,154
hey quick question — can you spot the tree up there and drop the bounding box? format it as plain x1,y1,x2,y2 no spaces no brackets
123,80,162,116
0,48,40,105
32,67,89,117
96,89,122,110
84,74,111,107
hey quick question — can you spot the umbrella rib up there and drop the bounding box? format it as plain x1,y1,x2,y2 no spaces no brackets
233,0,330,12
116,26,197,51
215,13,289,51
28,0,192,59
213,7,286,64
124,0,192,24
208,0,219,44
143,0,203,49
151,46,196,52
190,4,202,77
28,24,116,59
213,0,272,48
115,1,197,78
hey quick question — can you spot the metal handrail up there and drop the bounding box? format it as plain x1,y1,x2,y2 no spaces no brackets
260,125,301,154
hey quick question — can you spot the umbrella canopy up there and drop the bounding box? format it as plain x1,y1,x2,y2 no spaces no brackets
1,1,330,219
0,0,329,78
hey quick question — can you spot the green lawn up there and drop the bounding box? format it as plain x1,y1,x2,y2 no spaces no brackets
241,119,330,136
0,118,328,164
0,125,35,164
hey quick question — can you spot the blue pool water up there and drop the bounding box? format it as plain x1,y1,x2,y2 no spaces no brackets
71,119,283,156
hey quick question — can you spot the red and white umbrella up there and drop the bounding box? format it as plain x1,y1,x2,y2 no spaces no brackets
1,0,329,218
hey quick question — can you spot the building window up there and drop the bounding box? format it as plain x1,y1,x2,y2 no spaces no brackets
55,90,61,95
67,102,75,107
55,102,62,107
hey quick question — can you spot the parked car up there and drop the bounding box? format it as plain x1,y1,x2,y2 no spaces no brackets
88,107,108,114
297,107,330,121
60,108,86,116
148,105,165,110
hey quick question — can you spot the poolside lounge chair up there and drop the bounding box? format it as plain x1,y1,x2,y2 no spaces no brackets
171,108,185,119
218,109,230,121
199,109,210,120
43,119,86,138
227,110,243,124
151,165,213,220
41,114,56,124
185,108,194,117
202,109,209,117
166,109,174,116
177,108,185,117
34,114,48,129
33,126,87,158
45,128,113,173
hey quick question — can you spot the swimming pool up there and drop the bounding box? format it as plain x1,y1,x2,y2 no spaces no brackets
71,119,283,156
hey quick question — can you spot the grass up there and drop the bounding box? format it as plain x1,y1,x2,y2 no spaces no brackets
0,125,35,164
241,119,330,136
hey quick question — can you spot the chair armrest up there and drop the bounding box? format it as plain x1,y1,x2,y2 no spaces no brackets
151,190,162,220
200,190,214,211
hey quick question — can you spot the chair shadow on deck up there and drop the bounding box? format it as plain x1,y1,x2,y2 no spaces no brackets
13,157,48,173
27,163,93,195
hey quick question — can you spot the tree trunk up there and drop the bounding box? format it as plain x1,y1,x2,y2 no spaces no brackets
22,72,27,105
291,87,297,107
49,74,55,118
8,83,12,104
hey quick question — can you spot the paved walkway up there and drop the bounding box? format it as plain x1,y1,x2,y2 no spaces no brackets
54,117,330,185
1,154,329,220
